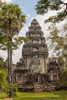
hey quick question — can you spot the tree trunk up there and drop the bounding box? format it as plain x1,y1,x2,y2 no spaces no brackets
8,37,13,83
10,38,13,84
8,38,11,84
8,37,13,97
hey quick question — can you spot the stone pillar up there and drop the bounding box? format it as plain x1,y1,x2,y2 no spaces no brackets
51,75,53,81
38,75,42,84
57,75,59,81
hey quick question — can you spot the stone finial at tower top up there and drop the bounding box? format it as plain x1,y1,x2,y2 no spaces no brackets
32,18,37,22
31,18,39,26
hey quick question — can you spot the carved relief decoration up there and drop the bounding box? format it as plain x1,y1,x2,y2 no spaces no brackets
30,56,41,73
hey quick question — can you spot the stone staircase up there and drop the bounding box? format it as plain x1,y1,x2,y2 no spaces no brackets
34,83,43,92
34,82,56,92
43,83,56,92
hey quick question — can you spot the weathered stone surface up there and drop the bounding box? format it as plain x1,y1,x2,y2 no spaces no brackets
30,56,41,73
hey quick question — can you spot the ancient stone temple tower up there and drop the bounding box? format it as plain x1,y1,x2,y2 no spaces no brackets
22,19,48,74
14,19,60,92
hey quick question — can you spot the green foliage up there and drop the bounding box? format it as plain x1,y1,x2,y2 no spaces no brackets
35,0,50,14
0,1,26,51
45,10,67,23
6,83,18,97
12,37,29,50
0,1,26,50
0,2,26,38
0,70,8,90
0,53,8,93
58,70,67,88
0,33,8,50
0,33,28,50
0,72,18,97
0,68,18,97
47,24,67,68
35,0,67,22
35,0,61,14
0,57,5,69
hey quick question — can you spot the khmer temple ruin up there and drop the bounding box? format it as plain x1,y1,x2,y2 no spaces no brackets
13,19,61,92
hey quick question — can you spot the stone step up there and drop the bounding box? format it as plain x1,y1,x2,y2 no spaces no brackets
34,83,43,92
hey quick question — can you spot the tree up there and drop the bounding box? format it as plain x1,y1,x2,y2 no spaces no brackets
0,57,5,69
47,23,67,89
35,0,67,23
47,23,67,68
0,70,7,90
58,69,67,89
0,1,26,97
0,57,8,93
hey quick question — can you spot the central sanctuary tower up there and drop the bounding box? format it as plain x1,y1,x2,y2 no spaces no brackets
14,19,60,92
22,19,48,74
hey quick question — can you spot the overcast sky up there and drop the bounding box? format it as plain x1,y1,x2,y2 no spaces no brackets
0,0,67,64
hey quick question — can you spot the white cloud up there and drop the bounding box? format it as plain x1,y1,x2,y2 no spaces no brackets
19,26,28,37
0,50,7,61
13,44,23,64
62,0,67,3
1,0,12,3
27,14,31,18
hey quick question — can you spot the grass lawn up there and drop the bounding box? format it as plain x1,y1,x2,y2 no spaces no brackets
0,91,67,100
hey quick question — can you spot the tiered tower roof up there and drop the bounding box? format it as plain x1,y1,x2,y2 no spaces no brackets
22,19,48,56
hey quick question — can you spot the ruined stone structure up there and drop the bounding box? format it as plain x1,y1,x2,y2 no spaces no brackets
13,19,60,92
